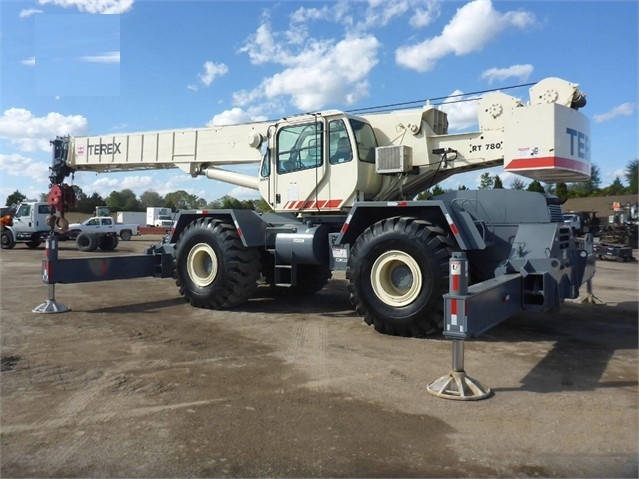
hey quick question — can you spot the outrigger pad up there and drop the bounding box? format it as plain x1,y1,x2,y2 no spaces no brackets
32,299,70,314
427,371,491,401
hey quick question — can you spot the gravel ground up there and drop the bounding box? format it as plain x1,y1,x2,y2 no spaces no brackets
1,237,637,478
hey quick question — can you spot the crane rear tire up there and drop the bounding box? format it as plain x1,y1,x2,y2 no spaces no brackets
175,218,261,309
346,217,453,337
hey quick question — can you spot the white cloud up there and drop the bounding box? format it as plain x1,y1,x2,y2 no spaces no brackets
80,51,120,63
239,24,380,111
189,61,228,90
37,0,133,14
0,108,89,152
21,57,36,67
438,90,480,131
396,0,536,72
0,154,50,185
19,8,43,18
361,0,440,30
481,64,533,84
207,108,267,127
593,103,635,123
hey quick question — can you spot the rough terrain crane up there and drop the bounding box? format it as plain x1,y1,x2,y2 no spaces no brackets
42,77,595,339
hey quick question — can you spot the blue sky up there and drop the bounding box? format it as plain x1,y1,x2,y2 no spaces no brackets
1,0,637,206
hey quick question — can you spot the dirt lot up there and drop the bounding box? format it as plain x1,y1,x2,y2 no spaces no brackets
1,237,637,478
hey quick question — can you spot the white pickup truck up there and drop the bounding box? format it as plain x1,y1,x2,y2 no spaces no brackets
67,216,139,241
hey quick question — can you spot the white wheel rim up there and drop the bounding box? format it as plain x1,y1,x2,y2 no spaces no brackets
187,243,218,287
370,250,422,307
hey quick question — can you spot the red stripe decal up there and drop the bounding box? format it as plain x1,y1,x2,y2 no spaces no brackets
449,223,459,235
451,299,458,315
452,275,460,293
505,156,590,175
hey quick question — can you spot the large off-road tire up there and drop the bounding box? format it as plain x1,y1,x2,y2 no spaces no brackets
346,217,454,337
76,232,98,252
120,230,132,241
175,218,261,309
1,231,15,249
98,235,119,251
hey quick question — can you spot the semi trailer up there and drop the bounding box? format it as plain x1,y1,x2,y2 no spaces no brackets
40,77,595,339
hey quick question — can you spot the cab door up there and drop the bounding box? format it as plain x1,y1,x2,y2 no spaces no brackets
258,115,367,213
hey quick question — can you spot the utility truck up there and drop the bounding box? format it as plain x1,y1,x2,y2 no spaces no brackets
0,201,51,249
42,77,595,339
147,207,172,226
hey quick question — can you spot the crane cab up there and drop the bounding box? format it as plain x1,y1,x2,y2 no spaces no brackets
258,112,382,214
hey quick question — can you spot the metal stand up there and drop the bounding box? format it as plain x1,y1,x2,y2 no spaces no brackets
427,253,490,400
33,235,70,314
33,284,70,313
427,340,491,400
577,279,605,305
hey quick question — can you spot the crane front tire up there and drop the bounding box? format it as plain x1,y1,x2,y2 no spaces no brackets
346,217,453,337
175,218,261,309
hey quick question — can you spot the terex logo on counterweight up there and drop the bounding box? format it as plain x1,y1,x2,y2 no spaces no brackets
88,143,121,155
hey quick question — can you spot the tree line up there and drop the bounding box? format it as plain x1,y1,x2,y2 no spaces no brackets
5,160,637,210
419,160,638,200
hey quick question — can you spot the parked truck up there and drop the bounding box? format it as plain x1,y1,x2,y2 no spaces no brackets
43,77,595,339
146,207,172,227
66,216,139,251
0,201,52,249
116,211,147,226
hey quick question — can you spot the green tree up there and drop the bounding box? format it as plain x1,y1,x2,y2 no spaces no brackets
140,190,164,208
416,185,446,199
219,195,244,209
6,190,26,206
587,164,601,194
555,182,568,203
601,176,625,196
164,190,205,210
105,189,140,211
479,172,494,189
493,175,503,189
526,180,545,193
457,185,468,190
625,159,638,194
254,198,273,213
510,178,526,190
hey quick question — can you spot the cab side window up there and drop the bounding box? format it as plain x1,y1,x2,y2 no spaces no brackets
276,123,323,174
101,218,111,225
15,204,31,217
329,120,352,164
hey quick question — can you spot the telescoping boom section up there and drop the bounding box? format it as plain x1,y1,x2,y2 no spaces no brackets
43,76,595,340
56,77,590,215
